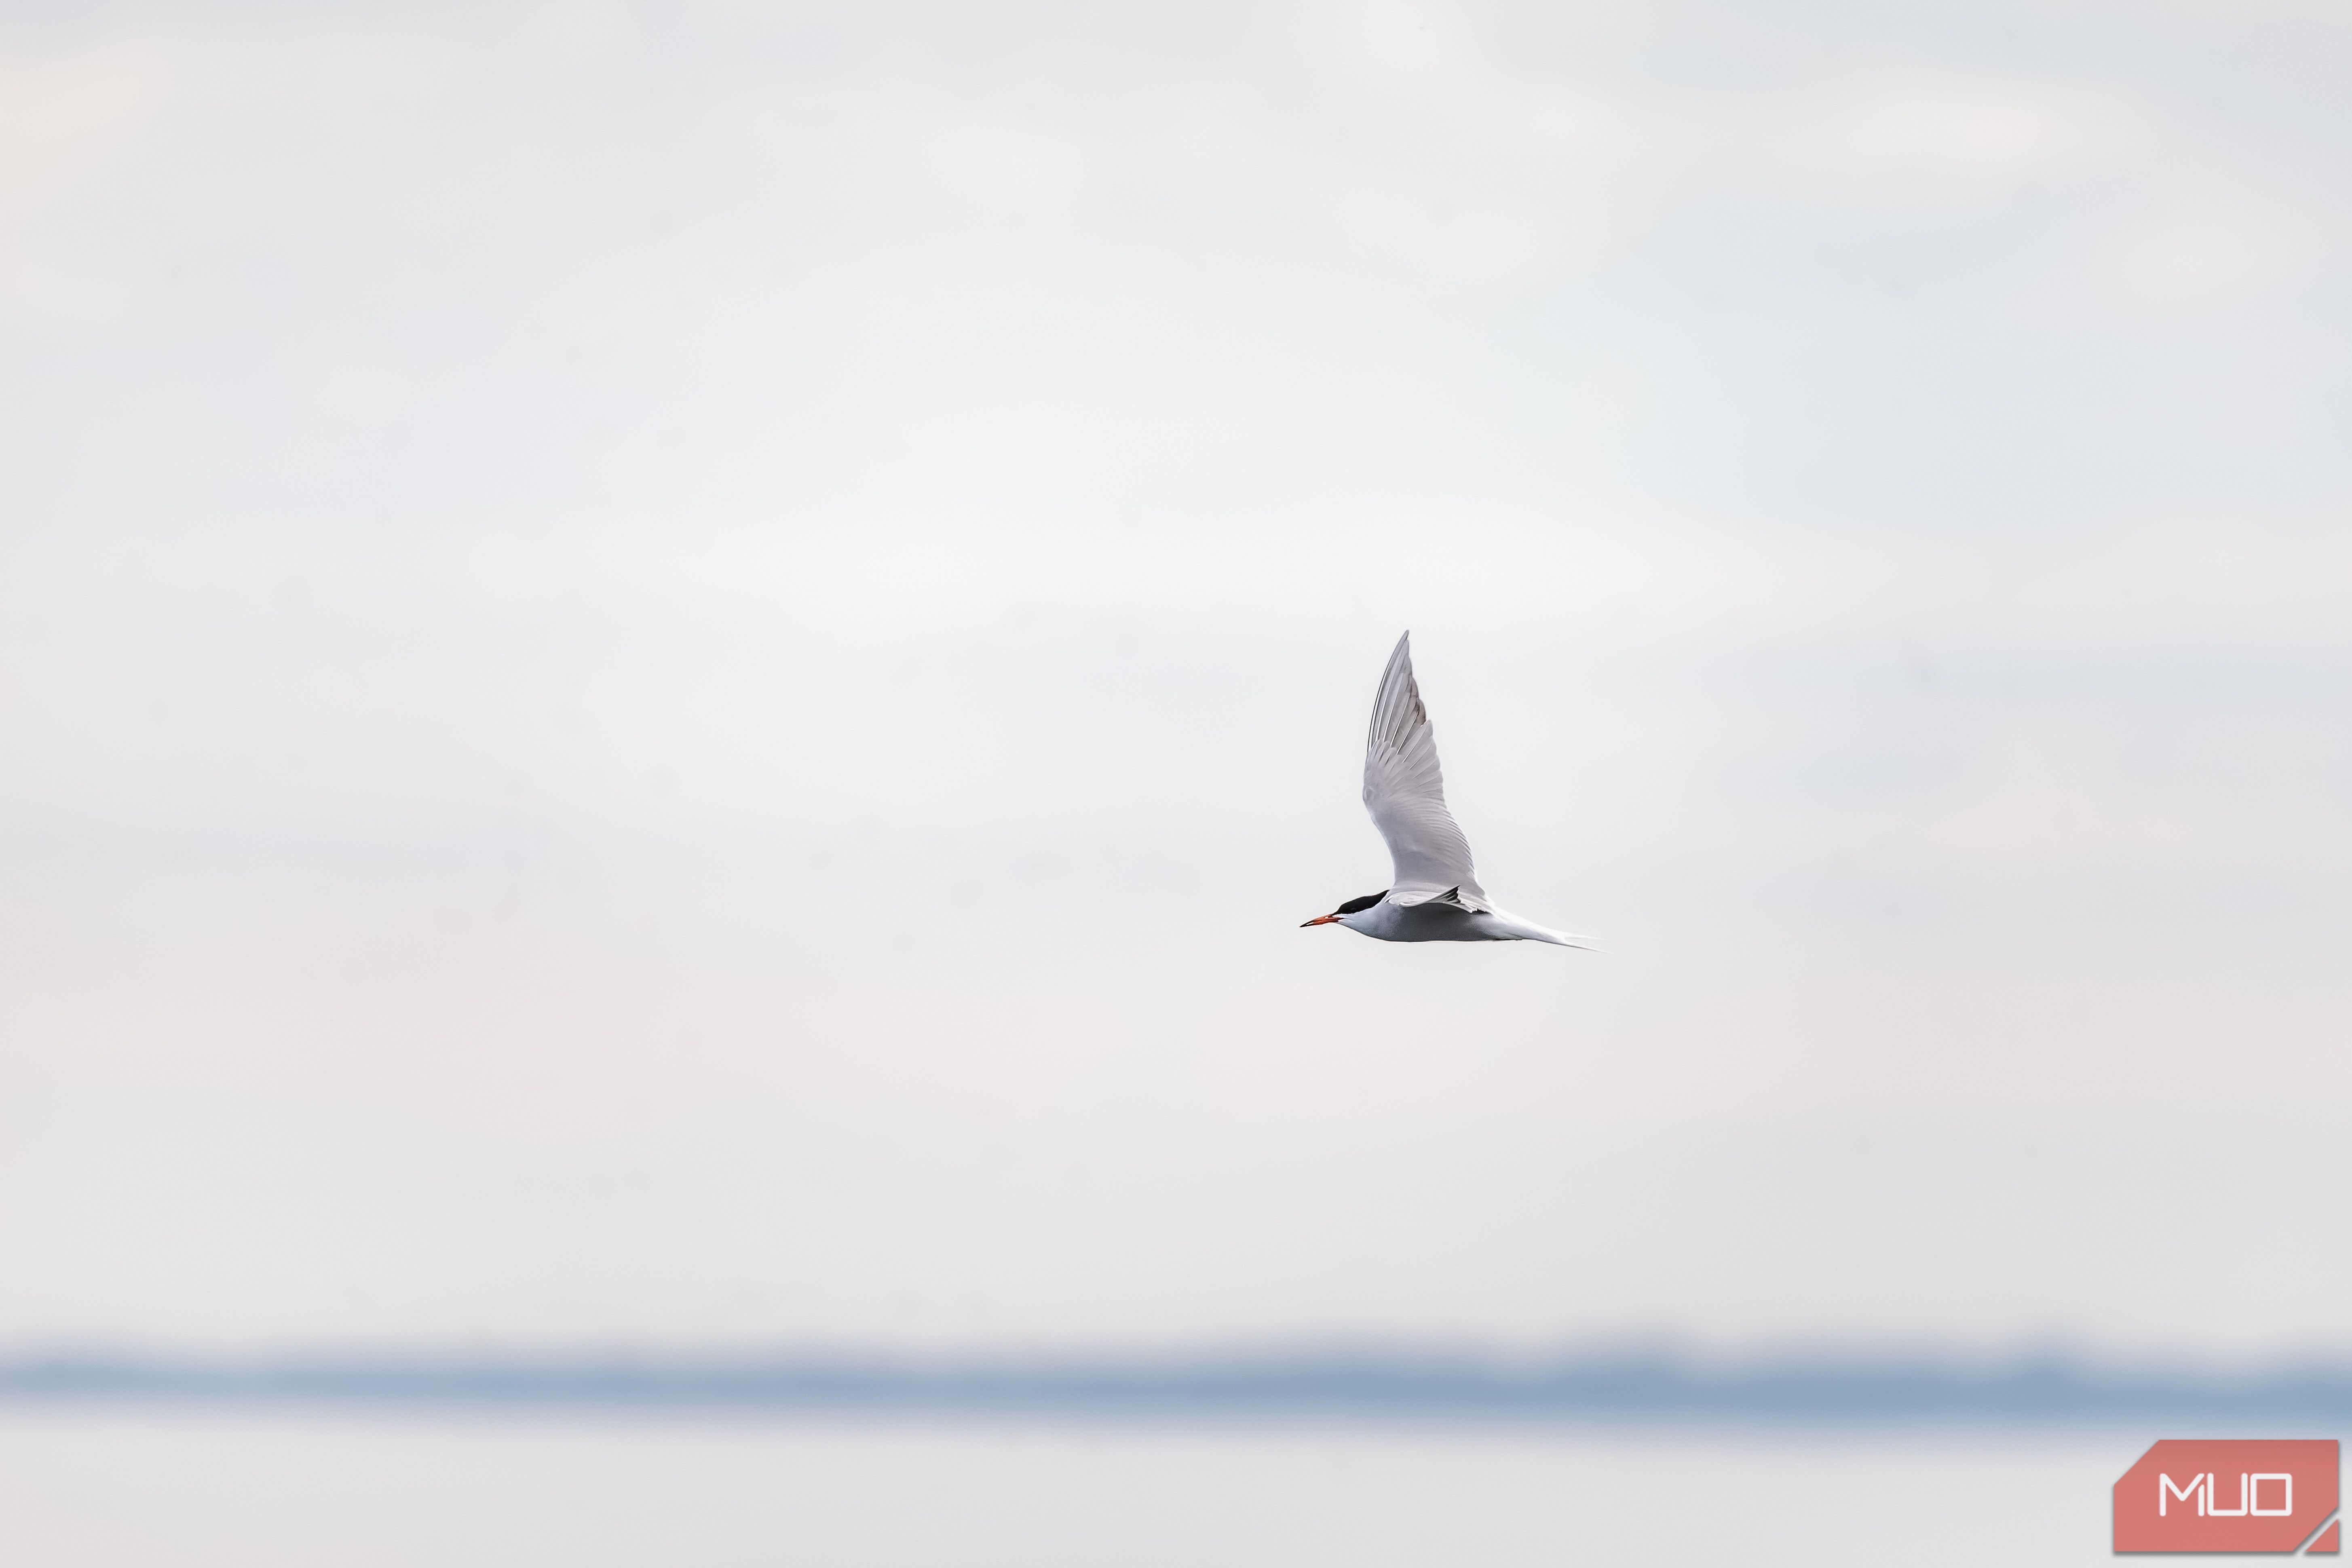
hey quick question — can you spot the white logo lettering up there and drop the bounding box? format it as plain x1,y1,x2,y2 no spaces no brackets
2250,1474,2293,1516
2160,1473,2205,1516
2206,1473,2249,1518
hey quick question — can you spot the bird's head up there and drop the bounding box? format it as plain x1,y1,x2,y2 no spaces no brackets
1301,891,1388,928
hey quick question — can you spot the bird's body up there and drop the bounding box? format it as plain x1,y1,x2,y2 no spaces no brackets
1328,899,1573,944
1303,632,1590,949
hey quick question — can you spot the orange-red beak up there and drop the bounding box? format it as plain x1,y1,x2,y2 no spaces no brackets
1301,913,1340,926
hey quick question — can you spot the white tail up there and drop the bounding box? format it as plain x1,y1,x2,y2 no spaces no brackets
1486,908,1596,949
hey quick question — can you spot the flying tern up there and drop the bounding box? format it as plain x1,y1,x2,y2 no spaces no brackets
1302,632,1590,947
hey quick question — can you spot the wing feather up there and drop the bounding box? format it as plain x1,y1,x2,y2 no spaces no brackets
1362,632,1489,910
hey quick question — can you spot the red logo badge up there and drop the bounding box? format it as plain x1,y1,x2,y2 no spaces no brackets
2115,1439,2339,1553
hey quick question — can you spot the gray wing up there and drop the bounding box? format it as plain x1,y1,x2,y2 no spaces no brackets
1362,632,1490,911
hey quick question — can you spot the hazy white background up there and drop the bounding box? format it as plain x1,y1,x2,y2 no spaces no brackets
8,3,2350,1560
4,0,2350,1389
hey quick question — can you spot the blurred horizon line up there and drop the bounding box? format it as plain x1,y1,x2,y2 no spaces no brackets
6,1344,2350,1427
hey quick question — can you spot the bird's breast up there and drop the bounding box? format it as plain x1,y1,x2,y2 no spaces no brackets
1342,900,1513,943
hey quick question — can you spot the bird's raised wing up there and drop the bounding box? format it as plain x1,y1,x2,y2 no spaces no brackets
1362,632,1489,911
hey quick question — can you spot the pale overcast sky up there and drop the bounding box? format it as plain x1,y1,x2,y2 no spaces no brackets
2,0,2349,1356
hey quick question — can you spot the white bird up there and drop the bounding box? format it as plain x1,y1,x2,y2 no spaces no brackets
1302,632,1591,947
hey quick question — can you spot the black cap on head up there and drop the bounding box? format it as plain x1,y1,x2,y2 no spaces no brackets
1335,892,1387,915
